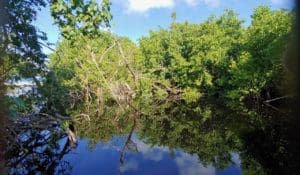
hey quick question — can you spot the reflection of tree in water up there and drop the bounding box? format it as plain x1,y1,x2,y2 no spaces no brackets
232,103,298,175
138,100,298,174
72,103,139,174
119,117,138,165
73,99,242,171
4,98,297,175
4,113,75,175
74,103,137,149
138,100,242,170
71,98,298,174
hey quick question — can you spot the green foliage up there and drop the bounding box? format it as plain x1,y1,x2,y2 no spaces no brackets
50,0,112,40
3,96,31,118
182,87,201,103
43,5,294,121
1,3,295,174
140,7,293,101
140,10,244,97
0,0,48,118
43,31,171,118
227,6,293,100
0,0,47,82
43,33,137,112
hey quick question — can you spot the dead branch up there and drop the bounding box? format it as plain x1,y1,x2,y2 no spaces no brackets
113,36,138,88
119,118,137,165
99,41,116,62
262,95,293,113
89,49,125,111
153,81,183,94
264,95,292,103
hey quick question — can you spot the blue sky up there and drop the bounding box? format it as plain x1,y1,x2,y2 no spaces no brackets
34,0,294,53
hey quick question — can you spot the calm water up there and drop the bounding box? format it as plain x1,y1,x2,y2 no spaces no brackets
56,134,241,175
5,100,298,175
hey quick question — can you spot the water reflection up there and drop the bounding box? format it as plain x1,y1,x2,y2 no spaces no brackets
4,100,297,174
59,134,241,175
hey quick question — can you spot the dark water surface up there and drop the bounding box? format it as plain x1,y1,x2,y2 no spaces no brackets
5,100,298,175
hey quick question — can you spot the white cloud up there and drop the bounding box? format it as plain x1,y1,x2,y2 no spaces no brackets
185,0,220,7
112,0,221,14
175,152,216,175
230,152,241,166
270,0,288,4
185,0,199,7
119,159,139,172
125,0,175,13
133,137,169,162
203,0,220,8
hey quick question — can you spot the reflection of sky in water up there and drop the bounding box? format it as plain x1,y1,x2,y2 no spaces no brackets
59,133,241,175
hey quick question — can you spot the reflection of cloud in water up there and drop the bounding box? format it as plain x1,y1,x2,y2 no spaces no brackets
120,159,138,172
133,136,169,162
102,134,238,174
175,152,216,175
230,152,241,166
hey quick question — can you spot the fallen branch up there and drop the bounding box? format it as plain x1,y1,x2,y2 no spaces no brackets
264,95,292,103
262,95,294,114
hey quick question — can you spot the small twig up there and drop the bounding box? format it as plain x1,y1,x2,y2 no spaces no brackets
263,101,283,113
264,95,291,103
99,41,116,62
74,113,91,121
38,41,56,52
